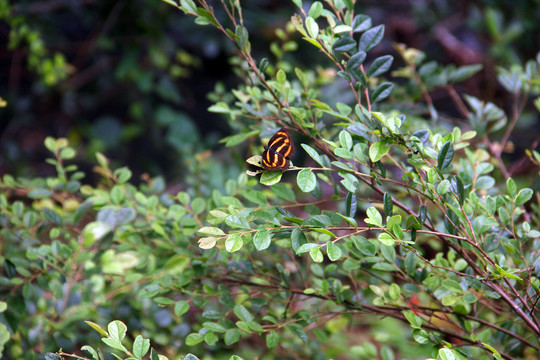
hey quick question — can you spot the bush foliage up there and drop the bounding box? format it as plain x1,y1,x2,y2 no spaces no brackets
1,1,540,360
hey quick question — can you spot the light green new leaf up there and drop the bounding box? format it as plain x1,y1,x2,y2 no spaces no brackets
369,141,390,162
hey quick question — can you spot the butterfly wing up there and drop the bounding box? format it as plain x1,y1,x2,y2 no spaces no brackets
261,128,294,170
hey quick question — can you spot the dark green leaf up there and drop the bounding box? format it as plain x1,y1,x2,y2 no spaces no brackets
43,208,62,225
333,37,357,53
412,129,429,144
301,144,325,167
366,55,393,77
383,193,392,218
358,25,384,52
346,192,357,217
352,236,377,256
291,228,307,252
352,14,371,32
347,51,367,70
371,82,394,102
444,209,459,236
404,252,417,274
286,324,308,344
437,141,454,171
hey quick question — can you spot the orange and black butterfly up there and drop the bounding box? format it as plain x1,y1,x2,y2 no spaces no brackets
261,128,295,170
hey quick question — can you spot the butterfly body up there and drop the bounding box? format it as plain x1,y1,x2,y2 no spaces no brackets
261,128,295,170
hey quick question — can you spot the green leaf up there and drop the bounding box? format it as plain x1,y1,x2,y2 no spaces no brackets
297,168,317,192
260,171,283,186
365,206,383,227
307,1,323,18
224,329,241,345
253,229,271,251
372,82,394,102
225,215,250,229
223,131,257,147
296,243,319,255
301,144,325,167
347,51,367,70
202,322,227,333
286,324,309,344
234,304,254,322
305,17,319,39
449,64,482,82
85,321,108,337
346,192,357,218
335,147,353,159
358,25,384,52
437,141,454,171
367,55,393,77
403,310,423,328
133,335,150,359
475,176,495,190
101,338,128,352
380,243,395,262
404,252,417,274
442,279,463,293
498,71,522,93
225,234,243,252
352,236,377,255
352,14,372,32
372,262,395,271
276,69,286,84
444,209,459,236
309,247,324,262
377,233,394,246
80,346,98,360
82,221,111,246
339,130,353,150
43,208,62,225
369,141,390,162
326,242,342,261
191,197,206,214
266,331,279,349
515,188,533,206
438,348,456,360
108,320,127,341
506,178,517,197
437,179,451,195
383,193,392,217
204,331,218,346
185,333,204,346
174,300,190,316
197,227,225,236
271,184,296,202
333,37,357,52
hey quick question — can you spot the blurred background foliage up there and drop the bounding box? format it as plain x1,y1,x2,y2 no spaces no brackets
1,0,539,188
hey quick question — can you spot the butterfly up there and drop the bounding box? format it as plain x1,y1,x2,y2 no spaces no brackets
261,127,295,170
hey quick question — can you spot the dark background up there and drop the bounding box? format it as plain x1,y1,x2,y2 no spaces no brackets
1,0,539,182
